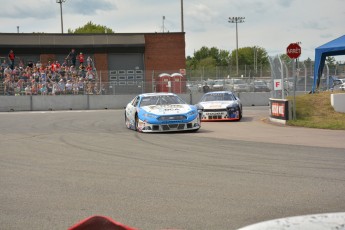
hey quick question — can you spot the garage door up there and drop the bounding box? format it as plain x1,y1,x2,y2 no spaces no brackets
107,53,144,94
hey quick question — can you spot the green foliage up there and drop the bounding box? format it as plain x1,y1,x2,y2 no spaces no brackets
199,57,217,68
279,54,291,64
304,57,313,66
326,56,336,67
190,46,230,67
68,21,114,34
187,46,271,78
234,46,269,67
187,46,269,70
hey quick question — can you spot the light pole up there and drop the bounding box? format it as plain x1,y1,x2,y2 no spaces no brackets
228,17,245,76
56,0,66,34
181,0,184,32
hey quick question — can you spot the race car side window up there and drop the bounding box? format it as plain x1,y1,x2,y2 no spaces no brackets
132,96,140,107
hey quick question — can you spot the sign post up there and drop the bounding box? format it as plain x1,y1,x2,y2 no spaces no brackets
286,43,301,120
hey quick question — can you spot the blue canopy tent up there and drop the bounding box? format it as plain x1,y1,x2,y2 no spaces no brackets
313,35,345,92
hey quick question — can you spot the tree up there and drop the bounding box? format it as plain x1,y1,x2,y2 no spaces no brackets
304,57,314,76
325,56,336,68
218,50,231,66
186,46,270,79
304,57,312,66
231,46,269,69
279,54,291,64
68,21,114,34
189,46,269,69
199,57,217,68
187,46,231,69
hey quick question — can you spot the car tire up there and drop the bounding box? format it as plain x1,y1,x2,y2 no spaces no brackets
125,113,130,129
237,109,242,121
135,114,139,131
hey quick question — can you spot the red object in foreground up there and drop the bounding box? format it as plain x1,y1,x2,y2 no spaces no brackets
68,216,137,230
286,43,301,59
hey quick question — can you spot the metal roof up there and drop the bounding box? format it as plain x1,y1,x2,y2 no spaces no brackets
0,33,145,47
0,33,147,54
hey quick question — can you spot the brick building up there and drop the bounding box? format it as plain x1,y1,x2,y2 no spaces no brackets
0,33,186,93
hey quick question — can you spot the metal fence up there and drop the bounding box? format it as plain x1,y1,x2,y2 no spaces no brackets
186,65,272,81
1,63,344,96
268,56,345,98
0,78,322,96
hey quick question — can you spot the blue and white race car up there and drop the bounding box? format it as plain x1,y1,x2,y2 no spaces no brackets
125,93,201,132
196,91,242,121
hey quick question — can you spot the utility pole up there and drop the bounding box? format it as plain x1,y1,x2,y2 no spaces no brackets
181,0,184,32
228,17,245,76
56,0,66,34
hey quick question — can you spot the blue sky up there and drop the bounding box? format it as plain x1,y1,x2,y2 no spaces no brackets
1,0,344,61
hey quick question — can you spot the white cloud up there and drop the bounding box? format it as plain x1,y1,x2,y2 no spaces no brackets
64,0,117,15
0,0,344,61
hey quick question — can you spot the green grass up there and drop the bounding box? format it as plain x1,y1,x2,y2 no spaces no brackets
286,91,345,130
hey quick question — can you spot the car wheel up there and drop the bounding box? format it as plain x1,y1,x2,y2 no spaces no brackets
135,114,139,131
125,113,130,129
237,109,242,121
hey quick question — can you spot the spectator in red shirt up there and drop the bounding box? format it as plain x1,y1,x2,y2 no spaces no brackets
85,63,93,72
78,52,84,66
51,61,61,72
8,50,15,70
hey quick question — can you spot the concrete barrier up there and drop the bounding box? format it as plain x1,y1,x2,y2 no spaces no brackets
0,92,273,112
2,93,342,121
237,92,271,106
32,95,88,111
0,96,31,112
331,93,345,113
89,95,136,110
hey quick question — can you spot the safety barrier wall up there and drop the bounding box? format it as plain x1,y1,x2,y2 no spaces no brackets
0,96,32,111
331,93,345,113
0,92,272,112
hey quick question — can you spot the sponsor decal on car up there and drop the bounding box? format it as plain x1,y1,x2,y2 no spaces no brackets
205,112,224,115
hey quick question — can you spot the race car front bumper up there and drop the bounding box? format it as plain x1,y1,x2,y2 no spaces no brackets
201,108,240,121
137,116,201,132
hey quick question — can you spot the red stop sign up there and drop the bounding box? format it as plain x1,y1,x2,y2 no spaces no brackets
286,43,301,59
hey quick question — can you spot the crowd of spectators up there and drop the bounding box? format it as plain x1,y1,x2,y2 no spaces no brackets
0,49,101,96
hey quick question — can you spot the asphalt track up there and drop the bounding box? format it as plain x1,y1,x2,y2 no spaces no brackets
0,107,344,230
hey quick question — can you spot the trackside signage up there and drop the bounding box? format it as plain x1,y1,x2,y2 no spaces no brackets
286,43,301,59
272,102,285,117
269,99,289,120
274,79,282,90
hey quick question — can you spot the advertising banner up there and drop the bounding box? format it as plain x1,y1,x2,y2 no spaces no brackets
269,99,289,120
